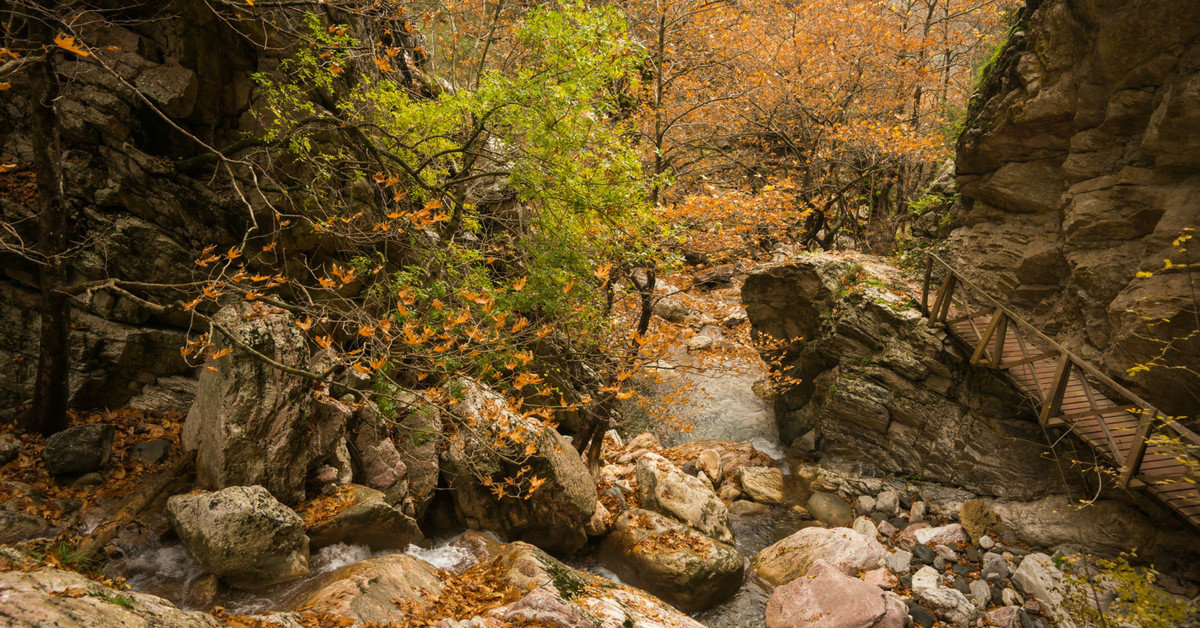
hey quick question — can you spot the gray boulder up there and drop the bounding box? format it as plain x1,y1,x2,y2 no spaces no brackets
637,452,734,544
0,433,19,464
753,526,888,586
166,485,309,589
600,509,743,612
44,424,114,476
305,484,422,550
440,379,596,553
183,303,348,503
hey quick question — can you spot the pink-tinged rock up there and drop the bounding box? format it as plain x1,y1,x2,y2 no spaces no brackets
913,523,969,546
861,568,897,590
753,527,888,586
876,520,899,538
985,605,1021,628
894,522,931,550
765,560,906,628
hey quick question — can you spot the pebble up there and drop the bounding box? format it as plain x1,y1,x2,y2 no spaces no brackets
913,543,937,565
855,494,877,514
909,605,935,628
934,544,958,561
1023,599,1041,614
1019,609,1037,628
911,566,939,593
899,574,913,588
979,534,996,550
966,547,983,563
877,520,899,538
885,549,912,573
909,500,926,522
991,583,1005,607
982,551,1010,579
953,576,972,595
887,516,909,531
951,563,971,577
968,580,991,610
876,490,900,515
1002,587,1023,606
933,557,946,571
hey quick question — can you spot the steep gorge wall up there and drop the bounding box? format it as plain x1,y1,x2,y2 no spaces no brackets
949,0,1200,415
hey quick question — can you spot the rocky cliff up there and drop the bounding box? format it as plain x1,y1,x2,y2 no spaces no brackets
0,2,422,418
950,0,1200,415
742,253,1069,500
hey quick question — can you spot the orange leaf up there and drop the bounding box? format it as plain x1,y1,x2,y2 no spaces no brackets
262,241,278,252
244,291,262,301
296,315,313,331
512,276,527,292
314,335,333,349
210,347,233,360
358,325,376,337
53,34,90,57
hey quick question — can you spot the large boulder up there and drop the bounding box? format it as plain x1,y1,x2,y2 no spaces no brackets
440,379,596,553
166,485,309,589
304,484,422,550
293,540,706,627
0,567,220,626
600,509,744,612
739,466,785,504
183,303,348,503
43,423,114,476
765,559,907,628
637,452,734,544
291,553,443,623
753,526,888,587
388,390,442,517
1011,553,1069,622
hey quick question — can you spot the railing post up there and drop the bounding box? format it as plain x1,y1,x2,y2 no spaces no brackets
1119,408,1156,488
1040,352,1072,425
928,271,953,327
970,308,1004,364
921,256,934,315
991,314,1008,368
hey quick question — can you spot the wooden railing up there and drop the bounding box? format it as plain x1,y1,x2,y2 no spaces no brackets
920,254,1200,527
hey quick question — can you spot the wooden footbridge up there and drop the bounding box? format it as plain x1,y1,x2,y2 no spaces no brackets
920,254,1200,530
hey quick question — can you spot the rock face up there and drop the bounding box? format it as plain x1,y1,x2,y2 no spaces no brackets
166,485,310,589
600,509,744,612
0,567,221,627
43,423,114,476
950,0,1200,415
440,379,596,553
765,559,907,628
637,453,735,544
742,254,1067,499
183,303,347,504
753,526,888,587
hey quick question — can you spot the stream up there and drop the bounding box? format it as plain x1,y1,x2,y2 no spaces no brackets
114,283,816,626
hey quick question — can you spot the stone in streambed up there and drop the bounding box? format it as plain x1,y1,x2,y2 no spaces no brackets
739,466,784,504
753,526,887,586
765,559,906,628
305,484,421,550
166,485,309,589
806,491,853,527
637,453,734,544
600,509,743,612
44,424,114,476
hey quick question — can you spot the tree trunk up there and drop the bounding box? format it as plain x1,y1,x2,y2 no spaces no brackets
25,43,70,436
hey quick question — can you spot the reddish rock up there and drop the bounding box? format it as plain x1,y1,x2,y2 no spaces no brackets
765,560,906,628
